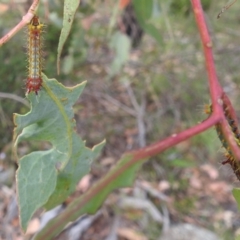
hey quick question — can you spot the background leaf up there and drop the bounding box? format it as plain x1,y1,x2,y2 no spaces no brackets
109,31,131,77
132,0,163,45
14,74,104,230
57,0,80,73
232,188,240,210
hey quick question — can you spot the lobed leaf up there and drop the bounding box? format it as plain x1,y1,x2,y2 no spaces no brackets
14,74,104,231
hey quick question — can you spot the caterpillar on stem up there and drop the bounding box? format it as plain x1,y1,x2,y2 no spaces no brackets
26,15,44,94
204,103,240,180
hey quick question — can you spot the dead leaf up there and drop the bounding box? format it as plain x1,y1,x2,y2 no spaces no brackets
77,174,92,192
26,218,40,235
201,164,219,179
117,228,147,240
0,4,9,14
208,181,230,193
189,174,202,189
158,180,170,192
101,157,115,166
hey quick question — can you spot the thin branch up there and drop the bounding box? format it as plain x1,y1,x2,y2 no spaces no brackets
217,0,237,19
129,115,219,159
137,97,146,147
124,81,147,147
102,93,136,116
123,81,140,112
0,0,40,47
0,92,29,107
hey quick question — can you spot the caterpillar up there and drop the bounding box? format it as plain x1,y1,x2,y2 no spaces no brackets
222,101,240,141
26,15,44,94
204,103,240,180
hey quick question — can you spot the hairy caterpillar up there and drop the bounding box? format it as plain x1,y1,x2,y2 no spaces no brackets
26,15,44,94
204,103,240,180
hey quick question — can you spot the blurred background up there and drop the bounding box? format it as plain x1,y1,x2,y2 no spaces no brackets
1,0,240,239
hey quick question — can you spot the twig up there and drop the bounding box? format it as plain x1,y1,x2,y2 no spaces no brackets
217,0,237,19
137,96,146,147
136,181,169,201
102,93,136,116
0,92,29,107
104,216,119,240
123,81,140,112
161,204,170,233
119,196,163,223
0,0,40,47
124,81,146,147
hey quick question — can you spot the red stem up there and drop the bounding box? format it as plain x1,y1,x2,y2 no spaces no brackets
130,115,219,159
191,0,240,161
191,0,222,108
0,0,40,47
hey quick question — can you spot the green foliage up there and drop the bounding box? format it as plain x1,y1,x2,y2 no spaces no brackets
109,31,131,77
169,158,196,168
14,74,105,230
57,0,80,73
232,188,240,210
132,0,163,45
236,235,240,240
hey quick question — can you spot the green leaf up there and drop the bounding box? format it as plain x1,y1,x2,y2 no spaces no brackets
132,0,153,23
132,0,163,45
109,31,131,77
170,159,196,168
233,188,240,210
236,235,240,240
57,0,80,73
34,154,146,240
44,140,105,210
62,54,74,74
14,74,104,231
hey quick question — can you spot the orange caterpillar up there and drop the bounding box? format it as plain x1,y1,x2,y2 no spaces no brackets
26,15,44,94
